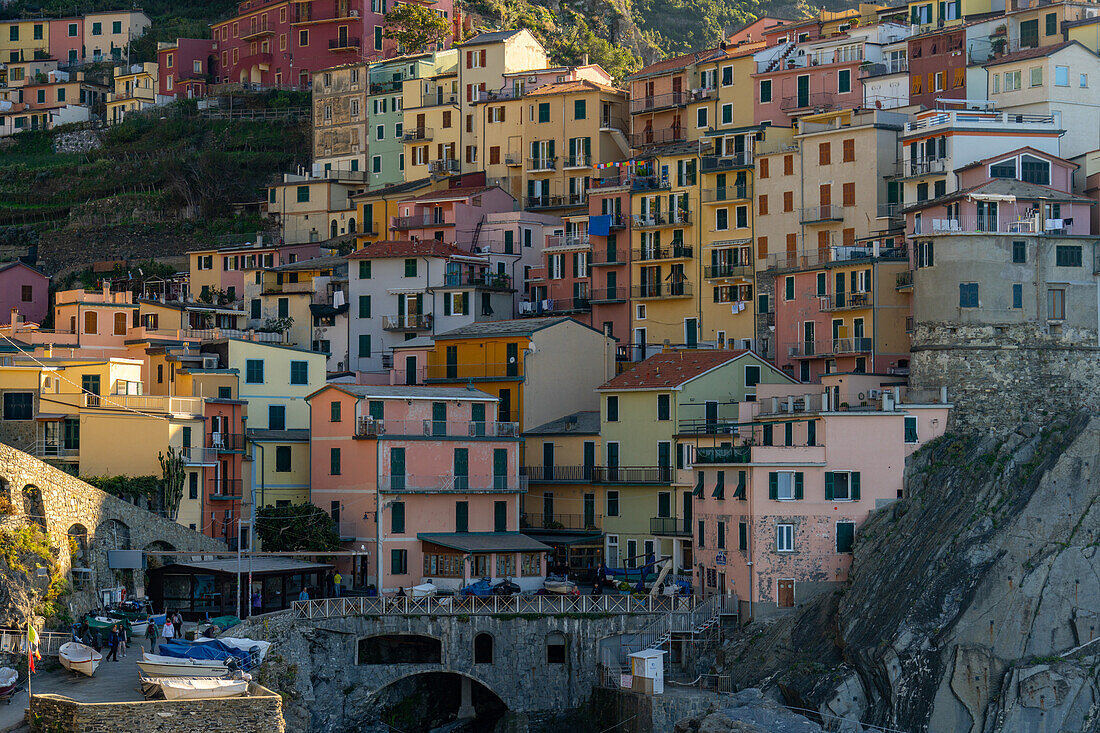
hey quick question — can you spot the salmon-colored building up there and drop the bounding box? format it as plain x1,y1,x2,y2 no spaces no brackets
685,374,950,619
308,383,547,594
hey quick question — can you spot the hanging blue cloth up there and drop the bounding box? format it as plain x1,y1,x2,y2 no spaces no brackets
589,215,612,237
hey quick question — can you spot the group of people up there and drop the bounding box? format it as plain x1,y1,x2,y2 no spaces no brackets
143,610,185,652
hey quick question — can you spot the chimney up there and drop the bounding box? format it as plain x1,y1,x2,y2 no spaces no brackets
10,308,19,328
582,53,589,65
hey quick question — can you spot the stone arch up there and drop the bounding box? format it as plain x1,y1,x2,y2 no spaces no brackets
357,633,442,665
348,218,356,233
330,219,339,239
22,484,46,532
94,518,131,550
473,632,493,664
545,631,567,664
369,671,509,726
0,476,11,513
67,524,90,567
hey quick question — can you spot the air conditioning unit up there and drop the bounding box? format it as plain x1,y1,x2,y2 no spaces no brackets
203,356,219,369
867,389,882,399
349,8,359,16
528,76,538,83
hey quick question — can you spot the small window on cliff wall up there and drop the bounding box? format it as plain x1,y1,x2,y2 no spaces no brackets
546,632,566,664
474,633,493,664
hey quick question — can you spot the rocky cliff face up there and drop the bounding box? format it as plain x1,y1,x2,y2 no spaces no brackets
713,415,1100,732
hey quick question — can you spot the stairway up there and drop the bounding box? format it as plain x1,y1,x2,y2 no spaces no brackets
470,217,484,251
603,123,632,158
765,42,798,73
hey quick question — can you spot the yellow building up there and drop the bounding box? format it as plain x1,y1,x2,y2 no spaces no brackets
401,49,460,182
83,10,151,64
0,20,49,64
351,177,436,246
267,176,361,244
106,62,158,124
254,256,347,349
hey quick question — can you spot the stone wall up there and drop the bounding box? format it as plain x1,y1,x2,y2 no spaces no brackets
909,322,1100,433
0,443,225,614
588,686,719,733
28,685,284,733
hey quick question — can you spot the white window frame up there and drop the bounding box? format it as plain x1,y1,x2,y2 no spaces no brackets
831,470,853,500
776,523,794,552
775,471,795,500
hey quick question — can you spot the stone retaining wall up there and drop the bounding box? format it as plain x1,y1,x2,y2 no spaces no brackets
28,685,284,733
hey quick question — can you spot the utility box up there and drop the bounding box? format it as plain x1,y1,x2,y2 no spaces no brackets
628,648,666,695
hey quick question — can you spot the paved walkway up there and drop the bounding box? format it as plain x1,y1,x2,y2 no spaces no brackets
0,636,160,731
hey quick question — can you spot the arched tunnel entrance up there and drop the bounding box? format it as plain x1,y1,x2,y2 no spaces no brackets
367,672,507,732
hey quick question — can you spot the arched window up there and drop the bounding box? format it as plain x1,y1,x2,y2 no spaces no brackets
473,632,493,664
546,632,566,664
348,218,356,233
22,485,46,532
331,220,339,238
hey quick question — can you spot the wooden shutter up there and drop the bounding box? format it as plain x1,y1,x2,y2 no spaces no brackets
758,236,768,256
794,472,804,500
768,472,778,500
851,472,861,500
759,157,769,178
824,471,834,500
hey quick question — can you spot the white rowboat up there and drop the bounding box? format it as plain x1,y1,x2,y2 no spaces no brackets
58,642,102,677
137,652,229,678
142,675,249,700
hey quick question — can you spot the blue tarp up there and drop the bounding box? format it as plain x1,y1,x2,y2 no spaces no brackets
588,214,612,237
158,640,248,665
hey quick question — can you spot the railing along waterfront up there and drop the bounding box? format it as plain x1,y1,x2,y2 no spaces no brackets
293,593,700,619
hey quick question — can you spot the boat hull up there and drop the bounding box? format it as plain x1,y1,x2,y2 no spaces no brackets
160,678,248,700
58,643,102,677
137,660,229,678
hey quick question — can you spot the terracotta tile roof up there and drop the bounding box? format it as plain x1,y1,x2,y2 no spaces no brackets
526,79,621,96
628,50,712,79
983,40,1079,67
346,240,468,259
599,350,749,390
954,145,1076,173
402,185,498,202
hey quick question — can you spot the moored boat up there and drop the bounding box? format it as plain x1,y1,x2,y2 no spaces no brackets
58,642,102,677
137,652,229,678
140,675,249,700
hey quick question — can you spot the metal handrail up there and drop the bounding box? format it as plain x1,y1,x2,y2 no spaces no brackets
292,594,699,619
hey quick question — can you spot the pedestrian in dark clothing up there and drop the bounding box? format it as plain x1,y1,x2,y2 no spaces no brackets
105,626,120,662
146,619,159,652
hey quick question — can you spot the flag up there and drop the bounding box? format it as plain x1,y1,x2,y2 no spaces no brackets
27,624,39,674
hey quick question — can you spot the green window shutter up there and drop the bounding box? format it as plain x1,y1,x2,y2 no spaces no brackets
824,471,834,500
768,472,778,500
712,471,724,499
444,295,452,316
359,260,371,279
837,522,854,553
738,522,747,551
851,472,861,501
734,471,746,500
794,472,804,500
358,334,371,358
461,292,469,314
359,295,371,318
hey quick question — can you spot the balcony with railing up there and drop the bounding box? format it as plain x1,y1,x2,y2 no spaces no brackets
631,281,692,299
629,127,687,148
208,478,243,499
522,465,598,482
181,446,218,465
328,36,361,51
704,263,753,279
914,215,1046,235
357,417,519,438
522,512,602,531
799,205,845,224
701,152,753,172
896,270,914,290
820,291,873,311
788,337,874,358
632,211,692,228
859,59,908,77
425,362,523,381
896,157,947,178
589,286,627,303
629,91,690,114
369,79,403,95
701,185,751,203
546,234,590,250
443,271,513,290
382,313,434,331
562,155,590,169
633,243,694,261
525,194,580,210
878,202,904,220
693,445,752,464
904,110,1057,134
528,156,557,172
76,393,202,415
780,92,837,112
430,158,460,174
650,516,691,537
590,246,627,266
765,243,905,271
402,127,432,142
522,464,672,484
505,153,522,167
392,213,453,229
208,432,246,451
380,473,523,493
519,295,591,315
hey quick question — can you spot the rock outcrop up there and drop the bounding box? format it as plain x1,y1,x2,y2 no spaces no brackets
714,416,1100,733
673,688,849,732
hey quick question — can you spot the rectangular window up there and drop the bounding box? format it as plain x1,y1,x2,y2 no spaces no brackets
275,445,292,472
836,522,855,553
1055,65,1069,87
574,98,586,119
358,334,372,358
606,395,619,422
904,415,918,443
777,524,794,552
330,447,341,475
2,392,33,420
330,400,342,422
657,394,670,421
391,549,408,575
359,260,372,279
768,471,803,500
1030,66,1043,87
358,295,371,318
456,501,469,533
1056,245,1082,267
296,185,309,203
245,359,264,383
738,521,747,551
606,490,619,517
825,471,860,500
759,79,772,103
1012,283,1023,309
290,361,308,385
404,258,418,277
959,282,979,308
784,276,795,300
1049,287,1066,320
269,405,286,431
838,68,851,93
1012,240,1026,263
717,521,726,550
391,501,406,534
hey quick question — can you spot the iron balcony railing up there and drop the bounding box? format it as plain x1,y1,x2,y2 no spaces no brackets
701,185,751,203
379,473,520,493
788,337,874,358
520,296,591,314
700,152,753,172
525,194,575,209
181,446,218,465
859,59,908,77
357,418,519,438
429,159,460,174
208,432,246,451
521,512,602,531
780,92,837,112
631,175,671,192
704,263,753,279
820,291,873,311
633,243,693,261
562,155,590,168
799,205,845,223
328,36,360,50
522,465,599,482
528,157,557,171
523,465,673,484
392,214,451,229
591,248,627,265
425,362,521,380
546,234,590,249
631,281,692,298
444,272,513,289
293,594,699,619
632,212,691,228
402,127,432,141
629,91,690,113
693,445,752,463
382,313,434,331
208,478,243,499
630,127,687,147
650,516,692,536
589,286,626,303
896,270,914,289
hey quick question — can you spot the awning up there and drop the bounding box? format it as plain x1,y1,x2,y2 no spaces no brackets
35,413,68,421
417,532,551,553
528,532,604,547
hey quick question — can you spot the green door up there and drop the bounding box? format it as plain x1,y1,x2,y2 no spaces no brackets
796,75,809,108
583,493,595,529
471,403,486,436
493,448,507,489
454,448,468,490
446,345,458,379
494,501,507,532
583,441,595,480
432,402,447,436
390,448,405,490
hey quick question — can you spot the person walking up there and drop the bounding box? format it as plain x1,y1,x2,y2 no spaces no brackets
162,617,175,642
118,623,128,657
298,587,309,602
172,611,184,636
251,591,262,617
333,571,343,598
105,625,120,662
146,617,159,652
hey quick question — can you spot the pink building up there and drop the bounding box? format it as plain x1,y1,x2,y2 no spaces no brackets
522,221,594,322
308,383,546,594
157,38,217,98
0,262,48,326
49,18,83,66
686,374,950,618
391,185,516,246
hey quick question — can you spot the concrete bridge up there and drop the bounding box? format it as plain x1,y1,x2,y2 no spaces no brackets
261,594,736,728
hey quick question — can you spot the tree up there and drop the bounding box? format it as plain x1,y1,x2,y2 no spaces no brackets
159,447,186,521
383,3,451,52
255,503,341,552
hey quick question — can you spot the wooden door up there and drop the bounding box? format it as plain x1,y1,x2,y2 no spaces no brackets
777,579,795,607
